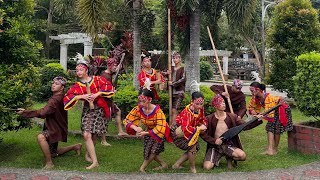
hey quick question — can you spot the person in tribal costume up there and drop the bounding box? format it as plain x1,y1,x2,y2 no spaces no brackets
123,88,172,173
164,52,186,126
210,79,246,118
64,60,115,169
171,91,208,173
138,54,162,100
17,77,82,170
248,82,293,156
201,94,262,170
100,57,127,147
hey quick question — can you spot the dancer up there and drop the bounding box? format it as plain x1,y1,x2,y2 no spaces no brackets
248,82,293,155
17,77,82,169
201,94,262,170
64,60,114,169
123,88,172,173
171,91,207,173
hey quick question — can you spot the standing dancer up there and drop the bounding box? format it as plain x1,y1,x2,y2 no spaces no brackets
123,88,172,173
171,91,207,173
166,52,186,126
248,82,293,155
64,59,114,169
138,54,162,100
17,77,82,169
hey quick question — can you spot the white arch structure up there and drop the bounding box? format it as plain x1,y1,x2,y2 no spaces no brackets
50,33,94,70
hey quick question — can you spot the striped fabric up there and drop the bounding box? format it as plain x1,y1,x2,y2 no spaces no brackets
123,105,170,142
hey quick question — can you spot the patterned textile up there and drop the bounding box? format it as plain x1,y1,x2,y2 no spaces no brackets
211,94,224,108
265,106,293,134
143,135,165,159
64,76,114,118
247,93,280,120
123,105,172,142
138,69,160,99
171,124,200,151
81,106,108,135
175,104,207,146
172,93,184,110
204,142,236,166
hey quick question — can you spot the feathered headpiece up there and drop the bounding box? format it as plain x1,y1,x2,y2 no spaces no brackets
143,78,151,91
190,80,201,95
76,52,89,67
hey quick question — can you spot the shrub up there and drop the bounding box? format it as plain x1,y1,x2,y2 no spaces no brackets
0,64,41,131
293,52,320,119
34,63,67,101
200,61,214,81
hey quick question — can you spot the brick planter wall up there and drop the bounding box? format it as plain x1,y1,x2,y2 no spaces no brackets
288,123,320,154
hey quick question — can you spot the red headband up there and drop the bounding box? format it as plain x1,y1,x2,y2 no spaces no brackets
76,64,88,71
193,98,204,104
211,94,224,108
138,95,152,101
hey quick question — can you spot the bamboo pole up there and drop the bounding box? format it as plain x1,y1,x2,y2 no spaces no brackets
168,9,173,124
207,26,234,114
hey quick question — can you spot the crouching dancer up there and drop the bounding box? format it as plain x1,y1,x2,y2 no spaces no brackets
201,94,262,170
123,88,172,173
17,77,82,170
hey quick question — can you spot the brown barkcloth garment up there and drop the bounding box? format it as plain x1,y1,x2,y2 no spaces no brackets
21,93,68,144
210,85,246,118
200,112,262,152
170,66,186,92
100,71,119,115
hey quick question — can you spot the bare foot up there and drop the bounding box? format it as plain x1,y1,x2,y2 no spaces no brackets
101,141,112,147
118,132,128,136
172,164,184,169
139,168,146,173
75,143,82,155
261,149,276,155
85,153,92,163
153,163,168,170
190,167,197,173
43,163,54,170
86,162,99,170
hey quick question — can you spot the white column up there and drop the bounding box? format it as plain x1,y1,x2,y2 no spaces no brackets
60,43,68,70
84,41,93,56
222,56,229,75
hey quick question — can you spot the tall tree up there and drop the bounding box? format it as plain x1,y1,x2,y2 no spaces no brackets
267,0,320,97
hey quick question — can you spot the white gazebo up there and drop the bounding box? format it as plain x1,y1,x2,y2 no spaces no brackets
49,33,94,70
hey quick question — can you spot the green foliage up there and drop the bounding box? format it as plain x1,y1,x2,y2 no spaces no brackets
200,60,214,81
34,63,67,101
293,52,320,118
0,64,41,131
267,0,320,97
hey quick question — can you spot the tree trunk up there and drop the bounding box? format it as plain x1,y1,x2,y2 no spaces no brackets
133,0,141,90
242,33,263,77
185,7,200,92
45,0,53,58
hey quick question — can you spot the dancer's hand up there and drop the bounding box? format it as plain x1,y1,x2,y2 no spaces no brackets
199,124,207,131
137,131,149,136
16,108,25,114
215,138,223,145
134,126,143,133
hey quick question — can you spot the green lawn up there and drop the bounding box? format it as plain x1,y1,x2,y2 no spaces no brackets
0,100,319,173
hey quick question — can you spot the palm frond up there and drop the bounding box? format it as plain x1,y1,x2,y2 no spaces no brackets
77,0,107,42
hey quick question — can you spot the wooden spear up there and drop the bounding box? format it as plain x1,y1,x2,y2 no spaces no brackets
207,26,234,114
168,9,173,124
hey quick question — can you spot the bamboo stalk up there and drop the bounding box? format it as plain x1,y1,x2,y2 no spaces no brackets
168,9,173,124
207,26,234,114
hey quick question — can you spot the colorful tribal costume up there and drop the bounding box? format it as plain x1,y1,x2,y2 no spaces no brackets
64,76,114,135
248,93,293,134
138,68,160,100
123,105,172,159
171,104,208,151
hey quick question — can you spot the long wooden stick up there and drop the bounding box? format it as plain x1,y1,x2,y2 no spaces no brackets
168,9,173,124
207,26,234,114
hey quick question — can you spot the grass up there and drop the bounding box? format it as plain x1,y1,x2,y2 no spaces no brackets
0,99,320,173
